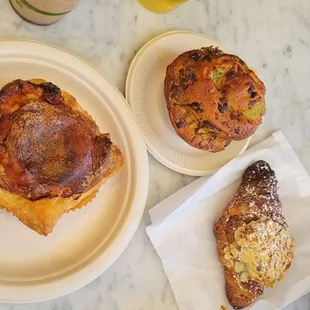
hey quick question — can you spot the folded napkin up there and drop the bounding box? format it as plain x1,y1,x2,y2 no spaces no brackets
147,131,310,310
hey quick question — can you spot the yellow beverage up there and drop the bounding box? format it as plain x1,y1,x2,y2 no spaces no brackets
139,0,188,13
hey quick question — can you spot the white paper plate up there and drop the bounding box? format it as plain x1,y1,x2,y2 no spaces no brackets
126,31,251,176
0,39,149,303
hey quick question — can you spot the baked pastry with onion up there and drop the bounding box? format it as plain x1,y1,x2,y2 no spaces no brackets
214,161,294,309
0,79,124,236
164,47,266,152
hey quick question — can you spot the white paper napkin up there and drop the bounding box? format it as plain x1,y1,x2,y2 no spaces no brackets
146,131,310,310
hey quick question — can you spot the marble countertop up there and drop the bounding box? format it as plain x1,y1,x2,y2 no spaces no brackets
0,0,310,309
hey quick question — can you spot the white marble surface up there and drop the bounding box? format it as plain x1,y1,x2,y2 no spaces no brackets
0,0,309,309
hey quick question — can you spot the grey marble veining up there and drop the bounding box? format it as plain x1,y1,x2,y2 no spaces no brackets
0,0,309,309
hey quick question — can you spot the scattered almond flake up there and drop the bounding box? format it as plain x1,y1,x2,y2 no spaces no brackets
224,215,294,288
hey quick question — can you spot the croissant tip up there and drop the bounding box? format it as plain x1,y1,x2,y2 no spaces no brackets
244,160,274,178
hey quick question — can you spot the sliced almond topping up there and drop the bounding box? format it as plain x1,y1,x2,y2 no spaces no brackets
225,216,294,287
241,248,255,263
234,261,244,273
224,246,230,254
224,253,231,261
231,245,238,258
240,272,249,283
237,238,246,247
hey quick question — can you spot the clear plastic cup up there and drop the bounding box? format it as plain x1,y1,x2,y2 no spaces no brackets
139,0,188,13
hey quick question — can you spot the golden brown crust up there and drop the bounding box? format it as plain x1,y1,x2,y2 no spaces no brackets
214,161,293,309
224,267,263,309
0,150,123,236
0,79,124,235
164,47,266,152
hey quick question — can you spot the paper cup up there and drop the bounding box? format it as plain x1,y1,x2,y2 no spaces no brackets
10,0,80,25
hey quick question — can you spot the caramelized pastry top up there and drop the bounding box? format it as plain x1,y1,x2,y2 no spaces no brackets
0,79,122,201
164,47,266,152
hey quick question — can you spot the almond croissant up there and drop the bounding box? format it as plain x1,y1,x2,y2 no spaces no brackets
214,160,294,309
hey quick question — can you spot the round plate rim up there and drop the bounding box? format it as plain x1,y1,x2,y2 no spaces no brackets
0,38,149,303
126,30,251,176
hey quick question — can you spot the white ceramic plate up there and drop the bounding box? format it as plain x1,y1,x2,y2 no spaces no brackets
0,39,149,303
126,31,251,176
